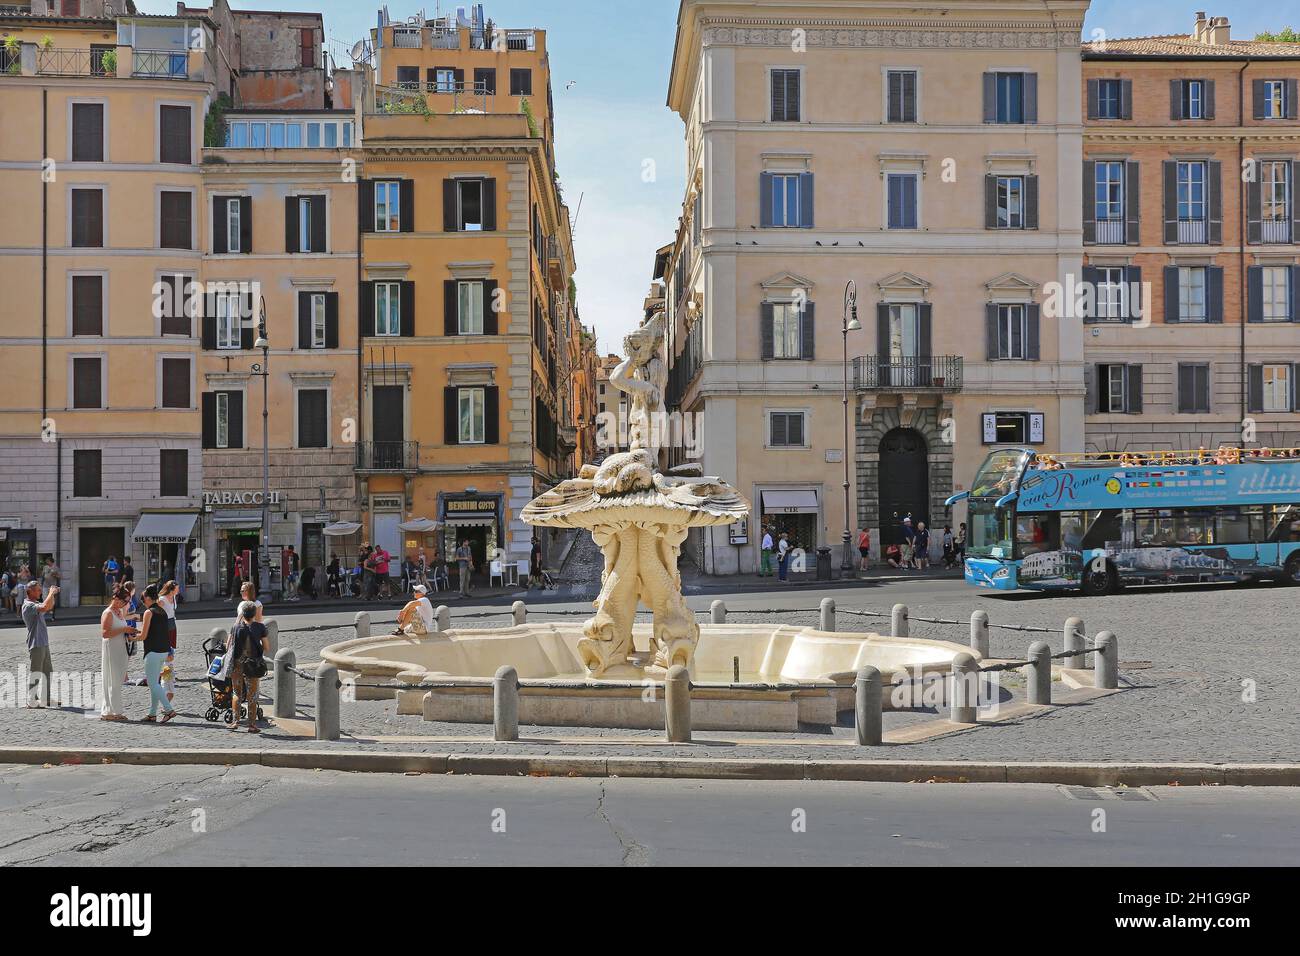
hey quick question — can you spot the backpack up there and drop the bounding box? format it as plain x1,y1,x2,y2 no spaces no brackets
235,622,268,679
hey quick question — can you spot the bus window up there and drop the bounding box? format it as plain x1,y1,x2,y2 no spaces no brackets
1060,512,1086,551
971,450,1030,499
1015,514,1056,557
1080,510,1122,550
1269,505,1300,542
968,500,1012,559
1215,508,1251,545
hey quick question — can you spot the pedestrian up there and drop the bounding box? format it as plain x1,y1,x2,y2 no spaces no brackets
777,532,791,582
102,555,119,595
326,556,341,598
915,521,931,570
230,552,245,601
416,548,429,590
41,557,61,621
759,526,774,577
228,600,269,734
942,525,955,569
122,581,143,686
22,579,58,707
393,584,434,636
373,545,391,599
456,539,473,597
529,536,543,589
361,545,378,600
236,581,263,626
955,522,967,564
99,586,136,722
14,564,31,621
136,585,177,724
885,542,904,569
120,556,134,586
158,580,180,704
900,517,916,570
0,567,10,616
857,528,871,572
299,564,318,600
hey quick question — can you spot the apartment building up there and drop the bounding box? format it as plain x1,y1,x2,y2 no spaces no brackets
356,7,578,582
664,0,1089,573
1082,13,1300,452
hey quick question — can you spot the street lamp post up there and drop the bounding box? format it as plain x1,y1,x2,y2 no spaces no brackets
841,281,861,575
253,300,271,601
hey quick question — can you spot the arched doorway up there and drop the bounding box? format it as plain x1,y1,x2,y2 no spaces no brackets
878,428,929,545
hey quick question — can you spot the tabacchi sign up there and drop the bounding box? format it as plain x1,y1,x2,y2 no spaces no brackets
203,491,283,507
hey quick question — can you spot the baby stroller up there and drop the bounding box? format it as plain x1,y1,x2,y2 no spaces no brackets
202,635,264,725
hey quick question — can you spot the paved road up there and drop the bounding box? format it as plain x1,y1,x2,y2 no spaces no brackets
1,764,1295,866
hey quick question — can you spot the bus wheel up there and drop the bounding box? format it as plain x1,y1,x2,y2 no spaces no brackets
1081,562,1115,597
1283,555,1300,587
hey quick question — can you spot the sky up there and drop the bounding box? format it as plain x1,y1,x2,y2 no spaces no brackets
142,0,1300,353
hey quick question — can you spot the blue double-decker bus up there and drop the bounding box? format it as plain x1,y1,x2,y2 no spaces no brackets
948,448,1300,595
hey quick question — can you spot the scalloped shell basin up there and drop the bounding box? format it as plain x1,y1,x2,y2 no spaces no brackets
321,623,978,732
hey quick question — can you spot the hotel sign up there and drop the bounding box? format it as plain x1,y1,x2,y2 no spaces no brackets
204,490,283,507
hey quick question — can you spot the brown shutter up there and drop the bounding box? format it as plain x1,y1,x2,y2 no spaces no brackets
400,179,414,233
228,391,244,449
285,196,299,252
310,195,327,252
444,280,458,335
161,358,190,409
1207,160,1222,244
482,178,497,231
800,302,815,361
399,280,415,337
760,303,774,360
202,392,216,448
1024,176,1039,230
358,178,374,233
443,179,458,232
1082,161,1096,244
72,103,104,162
159,191,191,250
444,386,460,445
325,293,339,349
212,196,228,254
984,175,999,229
73,356,102,408
359,281,375,337
484,386,500,444
159,105,190,164
72,275,102,336
239,196,252,253
297,291,311,349
1125,161,1140,244
483,280,499,335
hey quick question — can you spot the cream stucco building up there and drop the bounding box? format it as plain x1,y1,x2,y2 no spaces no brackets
663,0,1089,573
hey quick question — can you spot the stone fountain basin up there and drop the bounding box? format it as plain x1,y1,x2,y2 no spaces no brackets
321,623,978,732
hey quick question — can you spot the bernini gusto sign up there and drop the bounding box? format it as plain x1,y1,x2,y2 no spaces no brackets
204,490,283,507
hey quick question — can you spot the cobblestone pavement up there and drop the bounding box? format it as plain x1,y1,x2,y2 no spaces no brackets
0,581,1293,764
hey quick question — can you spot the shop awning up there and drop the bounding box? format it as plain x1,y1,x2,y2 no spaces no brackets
211,510,263,531
398,517,441,533
324,521,363,537
132,512,198,544
761,490,820,515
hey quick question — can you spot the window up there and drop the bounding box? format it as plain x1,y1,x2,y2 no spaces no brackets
72,275,103,336
287,195,326,252
509,68,532,96
1182,79,1205,119
216,392,230,448
311,294,327,348
72,356,103,409
1177,162,1206,221
161,358,190,409
1097,364,1130,413
1262,266,1290,322
375,283,401,336
300,27,315,68
458,281,485,335
159,191,191,250
71,188,103,247
307,123,321,147
432,68,456,92
1263,364,1292,413
158,274,193,336
997,176,1024,229
204,390,243,449
297,389,328,449
887,173,918,229
216,293,242,350
1095,79,1123,119
1177,363,1211,414
299,201,311,251
1262,79,1286,119
158,105,190,164
456,179,484,231
886,70,917,123
996,305,1027,360
73,449,101,498
224,197,241,253
396,66,418,91
768,411,805,448
474,68,496,95
771,303,803,360
459,386,486,444
375,181,400,232
71,103,104,162
159,449,187,497
1261,160,1291,243
1178,267,1207,323
995,72,1025,123
1094,161,1125,242
769,173,802,228
1096,267,1129,321
771,68,801,122
323,124,337,148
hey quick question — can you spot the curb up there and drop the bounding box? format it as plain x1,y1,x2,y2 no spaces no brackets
1,747,1297,787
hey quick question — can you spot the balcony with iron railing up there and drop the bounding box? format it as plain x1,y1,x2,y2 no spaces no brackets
132,49,189,78
1094,218,1125,244
376,81,494,115
355,441,420,474
853,356,964,391
1176,217,1207,244
1261,219,1292,244
380,23,537,52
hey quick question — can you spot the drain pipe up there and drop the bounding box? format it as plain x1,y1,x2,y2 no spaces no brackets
41,87,48,424
1238,59,1249,432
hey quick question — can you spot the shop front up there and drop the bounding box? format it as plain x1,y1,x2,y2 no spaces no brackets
130,511,200,598
0,521,37,579
438,493,503,585
757,488,821,565
208,508,266,599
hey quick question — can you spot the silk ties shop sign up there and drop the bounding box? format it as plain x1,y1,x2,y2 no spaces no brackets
203,491,283,507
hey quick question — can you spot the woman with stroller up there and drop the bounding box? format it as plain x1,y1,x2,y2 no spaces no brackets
137,586,177,724
228,600,269,734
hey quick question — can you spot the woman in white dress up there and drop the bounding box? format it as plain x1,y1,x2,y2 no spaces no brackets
99,586,136,721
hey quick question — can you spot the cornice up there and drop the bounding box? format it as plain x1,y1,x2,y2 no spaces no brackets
1086,130,1300,145
700,19,1083,50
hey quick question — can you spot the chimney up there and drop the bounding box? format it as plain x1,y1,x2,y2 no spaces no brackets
1194,12,1208,42
1207,16,1231,46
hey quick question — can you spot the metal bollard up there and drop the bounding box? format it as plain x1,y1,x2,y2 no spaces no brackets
354,611,370,639
1063,616,1086,669
820,598,836,632
315,662,340,741
1094,631,1118,689
435,605,451,633
493,665,519,741
970,610,990,658
855,665,882,746
892,603,909,638
710,600,726,624
665,664,691,743
264,618,279,658
512,601,527,626
950,652,978,724
273,648,296,719
1027,641,1052,705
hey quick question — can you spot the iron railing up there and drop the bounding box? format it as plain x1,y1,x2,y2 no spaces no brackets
355,441,419,473
1176,217,1207,244
853,356,964,391
36,48,93,76
1094,218,1125,244
1261,219,1291,244
133,49,188,78
0,47,19,76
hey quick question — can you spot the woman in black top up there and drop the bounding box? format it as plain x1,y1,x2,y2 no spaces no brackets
138,586,177,724
229,600,269,733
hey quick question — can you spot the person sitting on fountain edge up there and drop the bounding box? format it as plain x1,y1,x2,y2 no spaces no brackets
394,585,434,637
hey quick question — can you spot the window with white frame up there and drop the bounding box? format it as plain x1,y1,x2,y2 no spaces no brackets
1097,267,1129,321
772,302,802,359
768,411,805,447
887,173,918,229
1095,161,1124,225
458,281,485,335
997,176,1024,229
1263,80,1286,119
769,174,802,228
375,181,400,232
375,282,401,336
1262,161,1290,240
1100,364,1129,413
1263,364,1292,412
1262,266,1290,322
1095,79,1123,119
216,293,242,350
1183,80,1204,119
433,68,456,92
298,200,312,253
997,304,1028,359
215,391,230,448
459,386,486,444
311,293,327,348
226,197,241,253
1179,267,1207,322
1177,161,1206,221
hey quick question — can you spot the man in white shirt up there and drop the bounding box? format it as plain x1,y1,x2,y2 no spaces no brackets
760,527,774,577
394,585,434,636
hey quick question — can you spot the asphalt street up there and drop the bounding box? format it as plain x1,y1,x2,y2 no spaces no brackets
1,763,1295,866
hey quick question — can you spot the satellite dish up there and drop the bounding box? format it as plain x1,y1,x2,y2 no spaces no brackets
350,40,366,62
